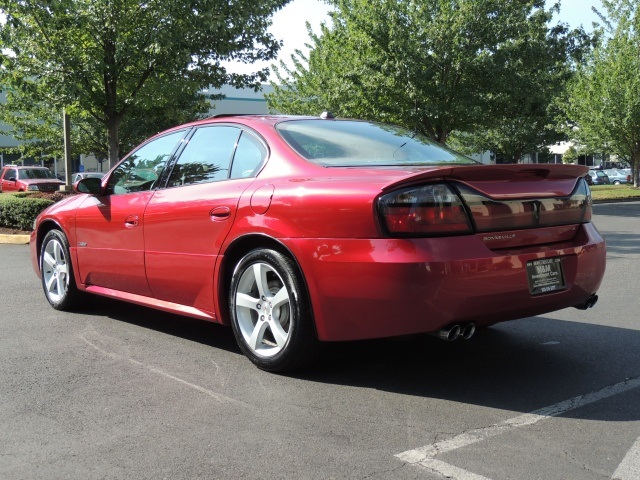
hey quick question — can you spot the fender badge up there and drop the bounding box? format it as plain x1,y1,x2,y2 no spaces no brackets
78,242,88,247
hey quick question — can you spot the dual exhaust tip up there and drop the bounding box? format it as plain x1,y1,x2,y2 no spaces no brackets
434,323,476,342
573,294,599,311
434,293,599,341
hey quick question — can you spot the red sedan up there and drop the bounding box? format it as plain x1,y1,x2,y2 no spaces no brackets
30,115,606,371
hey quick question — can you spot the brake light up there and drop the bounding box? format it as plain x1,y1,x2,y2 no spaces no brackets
378,184,472,235
457,177,592,232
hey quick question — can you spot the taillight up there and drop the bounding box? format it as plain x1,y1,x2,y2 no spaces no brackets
378,184,472,235
457,177,592,232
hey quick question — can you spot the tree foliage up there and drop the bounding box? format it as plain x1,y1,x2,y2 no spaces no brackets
452,11,592,163
0,86,211,163
267,0,587,157
0,0,288,166
565,0,640,186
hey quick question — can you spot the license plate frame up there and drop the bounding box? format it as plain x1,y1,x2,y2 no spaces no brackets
526,257,566,295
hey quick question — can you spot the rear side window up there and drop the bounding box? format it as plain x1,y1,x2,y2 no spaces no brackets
168,126,241,187
230,132,266,179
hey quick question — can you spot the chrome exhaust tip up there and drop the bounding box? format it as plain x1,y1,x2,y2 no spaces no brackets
461,323,476,340
435,324,461,342
573,294,599,310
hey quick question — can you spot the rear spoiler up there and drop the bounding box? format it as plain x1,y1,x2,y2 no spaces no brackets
382,164,589,200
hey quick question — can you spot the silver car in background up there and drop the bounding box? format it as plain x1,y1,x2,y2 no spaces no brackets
604,169,631,185
71,172,105,184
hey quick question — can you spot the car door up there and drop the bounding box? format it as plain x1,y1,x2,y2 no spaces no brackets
74,130,187,296
0,167,19,192
143,126,267,315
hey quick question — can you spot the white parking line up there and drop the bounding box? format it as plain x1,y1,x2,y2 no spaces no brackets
396,375,640,479
612,436,640,480
80,334,253,409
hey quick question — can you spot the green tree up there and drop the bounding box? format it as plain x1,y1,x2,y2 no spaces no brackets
0,86,211,164
267,0,585,149
565,0,640,186
451,12,591,163
562,145,579,164
0,0,288,167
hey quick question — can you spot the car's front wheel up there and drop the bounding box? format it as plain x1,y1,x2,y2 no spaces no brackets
229,249,319,372
40,229,82,310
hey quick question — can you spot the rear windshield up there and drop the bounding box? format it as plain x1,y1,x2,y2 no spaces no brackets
276,120,477,167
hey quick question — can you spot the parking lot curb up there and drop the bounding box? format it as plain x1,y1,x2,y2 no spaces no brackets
0,234,30,245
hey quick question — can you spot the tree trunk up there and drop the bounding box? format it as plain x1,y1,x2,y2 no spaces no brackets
106,117,120,171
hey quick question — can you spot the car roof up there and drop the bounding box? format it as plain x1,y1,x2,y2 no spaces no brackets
161,113,340,133
2,165,49,169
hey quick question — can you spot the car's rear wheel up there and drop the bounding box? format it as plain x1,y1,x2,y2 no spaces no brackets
40,229,82,310
229,249,319,372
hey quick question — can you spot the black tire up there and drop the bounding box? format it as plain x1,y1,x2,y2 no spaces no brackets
40,229,82,310
229,249,319,372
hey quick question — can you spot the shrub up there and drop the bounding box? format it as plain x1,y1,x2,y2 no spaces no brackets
0,194,54,230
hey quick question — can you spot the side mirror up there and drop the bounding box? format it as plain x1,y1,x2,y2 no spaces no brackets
75,177,104,195
8,176,17,182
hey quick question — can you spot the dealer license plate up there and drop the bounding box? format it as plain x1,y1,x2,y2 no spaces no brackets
526,257,566,295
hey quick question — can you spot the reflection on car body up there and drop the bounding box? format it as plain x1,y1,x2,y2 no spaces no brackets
29,114,606,372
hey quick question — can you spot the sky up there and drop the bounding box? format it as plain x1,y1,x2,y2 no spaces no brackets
223,0,606,78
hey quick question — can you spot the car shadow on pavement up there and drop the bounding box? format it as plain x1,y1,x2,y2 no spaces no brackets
79,295,243,356
80,295,640,422
593,201,640,218
602,231,640,257
297,316,640,422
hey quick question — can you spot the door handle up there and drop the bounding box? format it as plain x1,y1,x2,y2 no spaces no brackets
124,215,139,228
210,206,231,221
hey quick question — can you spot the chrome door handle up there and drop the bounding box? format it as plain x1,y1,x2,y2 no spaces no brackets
124,215,139,228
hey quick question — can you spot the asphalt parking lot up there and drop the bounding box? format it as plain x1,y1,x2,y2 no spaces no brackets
1,202,639,479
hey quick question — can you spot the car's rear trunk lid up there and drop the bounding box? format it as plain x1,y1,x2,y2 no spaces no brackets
380,164,592,248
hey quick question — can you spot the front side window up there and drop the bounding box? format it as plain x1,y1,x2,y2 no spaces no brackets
2,168,16,180
168,126,240,187
108,130,186,194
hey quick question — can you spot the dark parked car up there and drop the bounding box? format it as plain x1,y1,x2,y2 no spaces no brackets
587,169,611,185
0,166,65,193
30,114,606,371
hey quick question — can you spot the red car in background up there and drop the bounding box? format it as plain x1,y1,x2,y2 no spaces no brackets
30,115,606,371
0,165,65,193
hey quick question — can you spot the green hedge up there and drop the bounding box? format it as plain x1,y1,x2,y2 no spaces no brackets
0,193,54,230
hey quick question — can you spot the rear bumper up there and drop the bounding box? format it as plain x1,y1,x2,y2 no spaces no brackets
288,223,606,341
